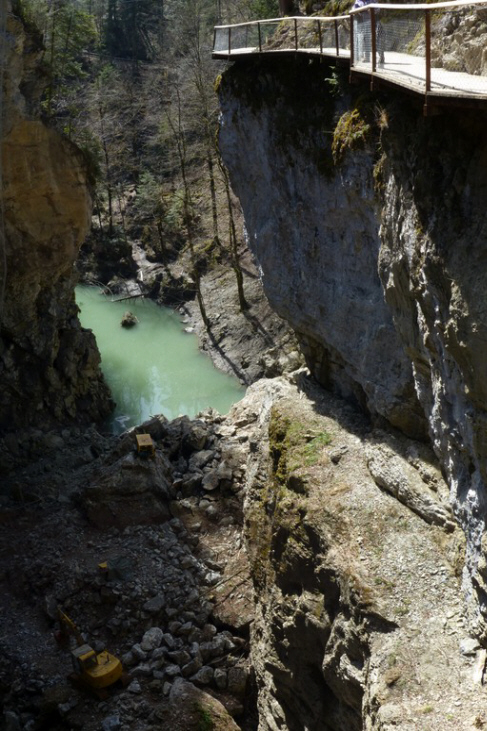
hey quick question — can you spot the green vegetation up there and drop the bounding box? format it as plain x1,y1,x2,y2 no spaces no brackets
269,407,332,486
248,0,279,18
332,107,371,162
318,0,355,16
12,0,259,323
195,704,215,731
296,431,332,467
18,0,96,117
247,405,332,589
325,68,346,97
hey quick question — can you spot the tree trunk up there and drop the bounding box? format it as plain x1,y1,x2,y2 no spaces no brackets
279,0,294,15
95,195,104,236
102,138,114,237
46,7,56,117
166,93,210,330
217,151,248,312
206,145,219,246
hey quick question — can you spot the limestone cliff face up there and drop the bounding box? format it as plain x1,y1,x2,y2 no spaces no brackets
218,55,487,723
218,61,424,441
0,5,112,436
378,105,487,638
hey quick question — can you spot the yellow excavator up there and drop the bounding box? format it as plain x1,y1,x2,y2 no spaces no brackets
57,609,127,697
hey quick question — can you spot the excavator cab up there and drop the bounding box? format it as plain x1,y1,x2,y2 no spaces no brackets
136,433,155,458
71,645,123,690
72,645,97,674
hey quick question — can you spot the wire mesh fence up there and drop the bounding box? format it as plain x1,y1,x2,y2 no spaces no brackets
213,24,258,54
261,19,296,51
351,7,426,92
213,16,350,56
213,2,487,99
351,3,487,95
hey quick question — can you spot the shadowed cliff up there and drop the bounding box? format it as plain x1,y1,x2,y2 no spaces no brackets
0,4,113,440
218,54,487,662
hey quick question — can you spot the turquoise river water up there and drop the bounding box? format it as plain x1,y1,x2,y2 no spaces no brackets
76,286,246,434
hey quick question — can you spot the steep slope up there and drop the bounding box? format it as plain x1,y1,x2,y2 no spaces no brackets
218,53,487,722
377,102,487,639
0,3,112,440
238,376,475,731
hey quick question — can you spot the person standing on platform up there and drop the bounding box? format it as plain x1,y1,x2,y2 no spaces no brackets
353,0,385,65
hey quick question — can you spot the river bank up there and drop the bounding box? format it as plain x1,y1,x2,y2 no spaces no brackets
1,231,483,730
77,237,302,391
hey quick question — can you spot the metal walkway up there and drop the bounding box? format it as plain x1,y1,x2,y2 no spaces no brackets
212,0,487,113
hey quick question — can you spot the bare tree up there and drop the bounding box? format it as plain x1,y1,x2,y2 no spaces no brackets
217,152,249,312
166,83,210,328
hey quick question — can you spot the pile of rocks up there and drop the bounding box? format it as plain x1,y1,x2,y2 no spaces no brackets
432,8,487,74
0,404,257,731
124,623,249,700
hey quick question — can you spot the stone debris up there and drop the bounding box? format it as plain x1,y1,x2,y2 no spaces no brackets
366,430,456,531
0,405,255,731
2,374,486,731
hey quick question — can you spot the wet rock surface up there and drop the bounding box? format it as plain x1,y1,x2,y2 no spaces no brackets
120,312,138,328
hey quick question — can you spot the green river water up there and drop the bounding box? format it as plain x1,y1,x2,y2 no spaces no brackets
76,286,246,434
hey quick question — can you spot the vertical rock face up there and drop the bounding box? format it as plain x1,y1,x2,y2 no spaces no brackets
378,103,487,638
218,59,425,440
218,57,487,659
0,4,112,433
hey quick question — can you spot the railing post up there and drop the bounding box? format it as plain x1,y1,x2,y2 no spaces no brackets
350,15,355,69
228,26,232,55
370,8,377,73
318,19,323,55
425,9,431,92
294,17,298,51
213,27,217,54
334,19,339,57
258,21,262,52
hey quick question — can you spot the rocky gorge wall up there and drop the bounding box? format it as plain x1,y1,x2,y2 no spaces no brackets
218,61,425,440
218,56,487,726
0,3,112,442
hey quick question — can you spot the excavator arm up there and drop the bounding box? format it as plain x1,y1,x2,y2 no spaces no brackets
57,609,84,646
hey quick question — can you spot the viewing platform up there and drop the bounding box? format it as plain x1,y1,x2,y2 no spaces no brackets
212,1,487,114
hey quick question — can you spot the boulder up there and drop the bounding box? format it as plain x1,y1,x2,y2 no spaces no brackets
121,311,138,328
140,627,164,652
167,678,240,730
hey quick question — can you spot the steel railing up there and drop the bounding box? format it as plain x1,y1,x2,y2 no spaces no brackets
213,16,351,58
213,1,487,105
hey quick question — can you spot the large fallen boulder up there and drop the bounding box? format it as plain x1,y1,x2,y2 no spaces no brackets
82,449,175,528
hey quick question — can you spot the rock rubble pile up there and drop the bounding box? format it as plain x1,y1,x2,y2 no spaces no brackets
0,406,256,731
